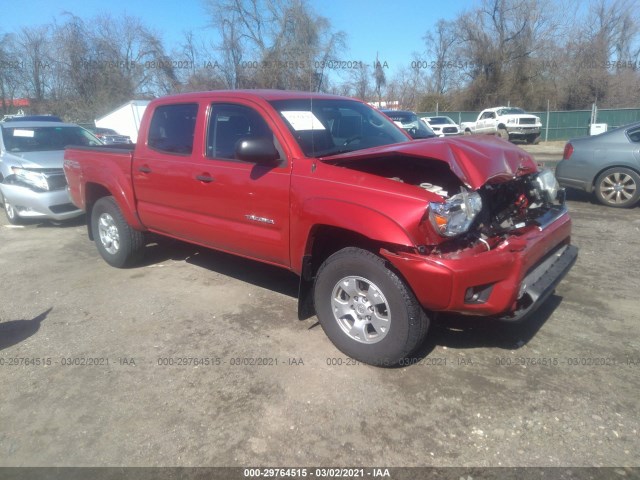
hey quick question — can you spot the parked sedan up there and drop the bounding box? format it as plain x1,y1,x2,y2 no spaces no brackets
555,122,640,208
0,120,102,224
421,116,461,136
380,110,437,139
92,127,132,145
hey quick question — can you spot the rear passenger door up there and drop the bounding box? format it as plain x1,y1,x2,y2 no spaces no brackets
132,102,205,237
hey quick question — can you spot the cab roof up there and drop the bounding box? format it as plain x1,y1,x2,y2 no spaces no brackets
148,89,354,105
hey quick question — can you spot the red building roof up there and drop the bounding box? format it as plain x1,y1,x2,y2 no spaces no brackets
3,98,31,107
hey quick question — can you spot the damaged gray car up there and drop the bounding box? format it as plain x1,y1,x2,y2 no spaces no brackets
0,120,101,224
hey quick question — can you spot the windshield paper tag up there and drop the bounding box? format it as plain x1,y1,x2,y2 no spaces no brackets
281,111,326,131
13,129,35,138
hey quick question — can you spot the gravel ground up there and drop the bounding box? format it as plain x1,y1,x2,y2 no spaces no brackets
0,158,639,469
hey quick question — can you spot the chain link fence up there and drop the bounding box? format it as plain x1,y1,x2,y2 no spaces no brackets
418,108,640,141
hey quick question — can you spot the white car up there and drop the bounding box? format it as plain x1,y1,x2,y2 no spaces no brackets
420,116,461,137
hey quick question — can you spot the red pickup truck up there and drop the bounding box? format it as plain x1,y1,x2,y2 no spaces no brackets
64,90,577,366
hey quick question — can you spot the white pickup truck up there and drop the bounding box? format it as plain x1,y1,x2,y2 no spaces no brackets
461,107,542,144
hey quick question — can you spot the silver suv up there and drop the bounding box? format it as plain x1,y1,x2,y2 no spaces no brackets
0,120,101,224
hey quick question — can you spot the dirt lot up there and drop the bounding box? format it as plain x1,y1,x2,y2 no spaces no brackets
1,155,639,469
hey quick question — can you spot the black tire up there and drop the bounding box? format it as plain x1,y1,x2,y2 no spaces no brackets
0,191,23,225
463,129,472,135
527,134,540,145
497,128,509,140
594,167,640,208
91,196,145,267
313,247,429,367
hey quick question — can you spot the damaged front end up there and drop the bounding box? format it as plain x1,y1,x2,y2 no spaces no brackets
419,169,577,321
426,168,568,255
321,137,577,320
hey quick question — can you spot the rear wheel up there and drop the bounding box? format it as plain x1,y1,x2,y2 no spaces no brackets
594,168,640,208
91,196,145,267
313,247,429,367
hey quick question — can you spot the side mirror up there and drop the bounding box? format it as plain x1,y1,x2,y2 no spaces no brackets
235,137,279,164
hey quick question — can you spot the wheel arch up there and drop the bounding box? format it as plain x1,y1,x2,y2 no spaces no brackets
590,164,640,191
84,182,145,239
296,223,417,320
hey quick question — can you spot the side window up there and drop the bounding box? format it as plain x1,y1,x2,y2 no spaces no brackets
207,103,278,161
148,103,198,154
627,127,640,143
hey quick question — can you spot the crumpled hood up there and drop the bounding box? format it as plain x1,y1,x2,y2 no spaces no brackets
1,150,65,169
320,135,538,190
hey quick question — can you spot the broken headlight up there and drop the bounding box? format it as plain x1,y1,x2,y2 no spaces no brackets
11,167,49,191
429,190,483,237
533,169,559,203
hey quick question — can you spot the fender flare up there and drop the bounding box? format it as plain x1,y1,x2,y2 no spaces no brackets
291,197,417,274
85,180,145,232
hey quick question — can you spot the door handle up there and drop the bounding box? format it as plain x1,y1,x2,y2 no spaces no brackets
195,174,214,183
138,165,152,173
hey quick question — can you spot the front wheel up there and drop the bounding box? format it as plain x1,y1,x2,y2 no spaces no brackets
594,168,640,208
91,196,145,267
497,128,509,140
313,247,429,367
1,191,23,225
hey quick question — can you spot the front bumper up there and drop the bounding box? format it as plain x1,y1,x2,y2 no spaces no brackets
0,183,83,221
498,243,577,321
506,127,541,136
382,207,575,320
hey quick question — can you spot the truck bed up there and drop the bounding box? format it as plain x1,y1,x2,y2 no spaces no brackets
64,144,139,227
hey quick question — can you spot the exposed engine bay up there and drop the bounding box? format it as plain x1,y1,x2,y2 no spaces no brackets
331,155,565,252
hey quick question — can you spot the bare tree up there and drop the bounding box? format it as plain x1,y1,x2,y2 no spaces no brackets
176,30,227,92
429,0,566,109
385,66,428,110
347,63,372,101
17,25,52,102
0,33,21,114
204,0,344,91
423,19,460,95
373,52,386,103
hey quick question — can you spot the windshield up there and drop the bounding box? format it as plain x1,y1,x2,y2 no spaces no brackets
269,99,409,157
497,107,526,116
383,111,435,139
1,125,102,152
427,117,454,125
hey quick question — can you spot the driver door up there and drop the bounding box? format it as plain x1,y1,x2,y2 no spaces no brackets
194,101,292,266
